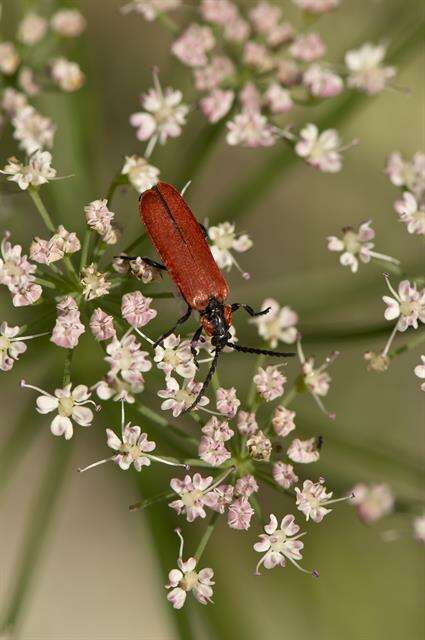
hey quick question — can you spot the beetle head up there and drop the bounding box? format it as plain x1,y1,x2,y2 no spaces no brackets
202,298,232,349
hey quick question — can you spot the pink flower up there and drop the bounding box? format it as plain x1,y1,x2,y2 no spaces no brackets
251,298,298,347
172,24,215,67
277,59,302,86
303,64,343,98
198,437,231,466
200,89,234,123
235,474,258,498
249,1,282,34
295,123,343,173
90,308,115,341
287,437,320,464
228,497,254,530
273,462,298,489
51,306,85,349
216,387,240,418
385,151,425,200
105,333,152,381
94,373,144,404
345,43,396,95
166,529,214,609
105,424,156,471
394,192,425,236
204,484,234,513
226,110,276,147
0,234,42,307
297,339,338,418
239,83,262,112
154,334,196,379
169,473,214,522
295,479,334,523
237,410,258,436
247,430,272,461
194,55,235,91
272,406,296,437
158,377,209,417
264,84,293,114
254,365,286,402
121,291,157,328
243,41,274,72
414,355,425,392
350,483,394,524
290,33,326,62
201,0,238,24
80,263,111,301
383,277,425,332
292,0,340,13
84,199,115,238
0,323,27,371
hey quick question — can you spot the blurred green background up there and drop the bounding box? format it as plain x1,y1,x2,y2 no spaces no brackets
0,0,424,638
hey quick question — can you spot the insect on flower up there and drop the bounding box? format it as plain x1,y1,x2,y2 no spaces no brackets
121,183,295,411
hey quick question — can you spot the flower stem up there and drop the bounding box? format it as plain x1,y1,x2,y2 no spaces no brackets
129,490,174,512
79,229,93,271
390,329,425,359
195,511,220,563
283,386,297,408
28,187,56,233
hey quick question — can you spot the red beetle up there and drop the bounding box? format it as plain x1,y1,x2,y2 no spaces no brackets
126,182,294,411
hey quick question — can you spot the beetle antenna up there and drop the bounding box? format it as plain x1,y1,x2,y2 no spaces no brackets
184,347,222,413
225,342,295,358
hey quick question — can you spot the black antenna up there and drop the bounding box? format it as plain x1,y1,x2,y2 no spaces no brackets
225,342,295,358
184,347,222,414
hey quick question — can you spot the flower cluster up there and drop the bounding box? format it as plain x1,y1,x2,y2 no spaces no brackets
386,151,425,236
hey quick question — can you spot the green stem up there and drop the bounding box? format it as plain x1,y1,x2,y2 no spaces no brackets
129,490,174,512
390,330,425,359
195,512,220,562
79,229,93,271
28,187,56,233
208,19,425,224
283,386,297,408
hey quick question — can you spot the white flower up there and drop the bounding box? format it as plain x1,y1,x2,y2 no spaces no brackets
51,58,85,92
158,377,209,417
154,334,196,379
254,514,317,576
1,151,56,190
51,9,86,36
18,13,48,46
121,155,160,193
94,374,144,404
272,405,296,437
12,106,56,155
121,291,157,328
250,298,298,347
105,424,155,470
385,151,425,200
264,83,294,114
105,333,152,381
0,234,42,307
253,365,286,402
394,192,425,236
2,88,28,115
0,42,20,75
0,323,27,371
287,437,321,464
81,263,111,301
21,380,96,440
226,110,276,148
345,43,396,95
273,462,298,489
295,123,343,173
297,339,338,418
303,64,343,98
208,222,252,278
166,529,214,609
172,23,215,68
130,73,189,155
169,473,214,522
350,483,394,524
122,0,181,21
295,479,335,523
383,276,425,332
414,355,425,392
200,89,234,123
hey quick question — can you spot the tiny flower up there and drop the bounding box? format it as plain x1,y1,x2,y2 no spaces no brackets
295,479,335,523
327,220,399,273
114,255,162,283
254,365,286,402
0,234,42,307
236,411,258,436
2,89,28,115
394,192,425,236
272,405,296,437
345,43,396,95
297,339,338,418
166,529,214,609
350,483,394,524
154,334,196,379
1,151,56,190
94,373,144,404
200,0,239,25
363,351,390,373
84,198,117,242
295,123,344,173
12,106,55,155
208,222,252,278
277,59,302,86
249,1,281,34
227,110,277,148
383,276,425,332
250,298,298,347
18,66,40,96
235,474,258,498
158,377,209,417
51,300,85,349
53,226,81,255
169,473,214,522
273,462,298,489
247,430,272,461
0,43,20,75
216,387,240,418
254,514,317,576
121,155,160,193
172,23,215,67
243,41,274,72
293,0,340,12
51,58,85,92
198,436,231,467
264,84,294,114
81,263,111,301
130,73,189,154
121,291,157,328
201,416,234,442
200,89,234,124
51,9,87,37
287,437,321,464
194,55,235,92
385,151,425,200
204,483,234,513
414,356,425,392
18,13,48,46
90,308,116,341
0,323,28,371
106,333,152,381
303,64,343,98
413,514,425,543
228,497,254,530
290,33,326,62
21,380,96,440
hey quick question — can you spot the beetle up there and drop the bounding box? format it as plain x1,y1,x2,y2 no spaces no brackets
125,182,294,412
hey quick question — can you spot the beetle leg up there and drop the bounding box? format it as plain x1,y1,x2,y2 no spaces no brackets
190,326,204,368
117,255,167,271
231,303,271,317
153,306,192,349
